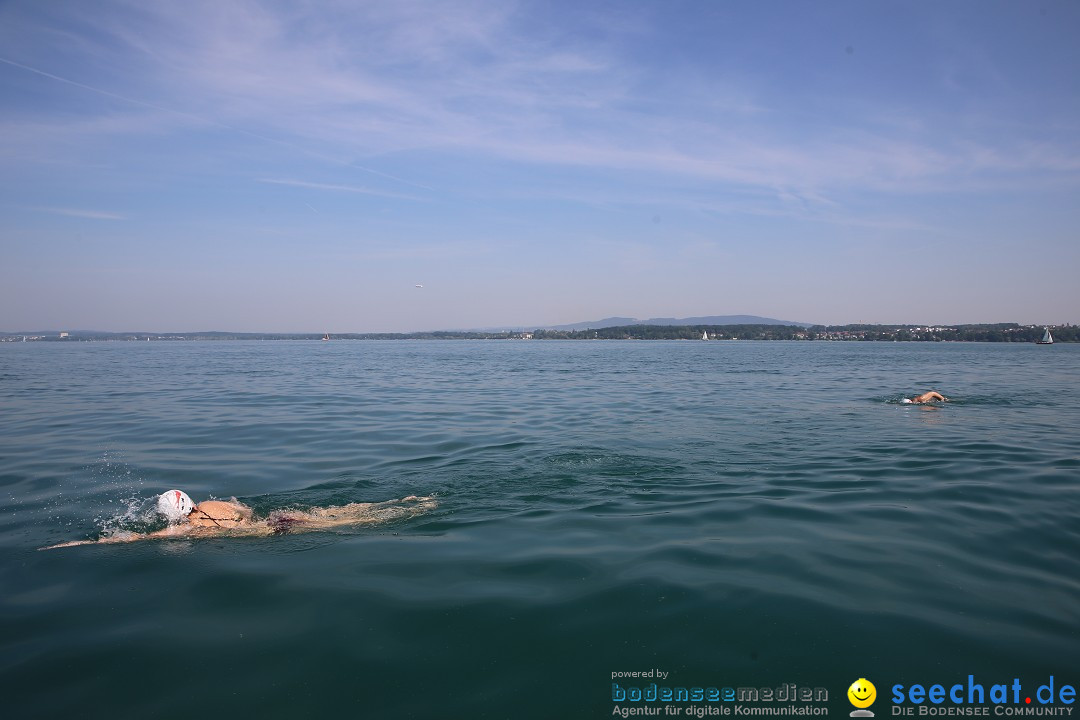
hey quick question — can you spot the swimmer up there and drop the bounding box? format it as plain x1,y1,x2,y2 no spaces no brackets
901,391,949,404
41,490,436,549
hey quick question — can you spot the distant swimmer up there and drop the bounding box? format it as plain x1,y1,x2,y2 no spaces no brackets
41,490,436,549
901,391,949,404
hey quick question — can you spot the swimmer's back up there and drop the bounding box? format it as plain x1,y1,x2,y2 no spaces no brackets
189,499,252,528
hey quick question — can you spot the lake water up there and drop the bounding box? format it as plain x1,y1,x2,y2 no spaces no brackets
1,340,1078,718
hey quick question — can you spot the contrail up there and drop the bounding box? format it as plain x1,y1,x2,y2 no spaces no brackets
0,56,435,195
258,178,420,202
0,56,297,154
304,202,320,215
0,56,205,123
350,162,437,192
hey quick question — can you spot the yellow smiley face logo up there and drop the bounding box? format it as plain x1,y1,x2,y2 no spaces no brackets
848,679,876,708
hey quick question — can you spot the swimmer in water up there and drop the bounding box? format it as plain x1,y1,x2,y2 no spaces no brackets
41,490,436,549
901,391,949,404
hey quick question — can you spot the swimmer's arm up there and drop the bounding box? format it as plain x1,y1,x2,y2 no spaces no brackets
39,525,193,550
40,539,99,550
39,531,143,550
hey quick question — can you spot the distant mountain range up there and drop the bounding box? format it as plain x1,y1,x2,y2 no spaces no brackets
466,315,809,332
535,315,811,331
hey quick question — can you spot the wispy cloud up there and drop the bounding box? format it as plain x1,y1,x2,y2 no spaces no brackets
34,207,125,220
257,178,422,201
3,0,1079,203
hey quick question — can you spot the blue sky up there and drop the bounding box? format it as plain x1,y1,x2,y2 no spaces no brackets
2,0,1078,332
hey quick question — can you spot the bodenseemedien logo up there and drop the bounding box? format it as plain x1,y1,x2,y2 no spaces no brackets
849,678,877,717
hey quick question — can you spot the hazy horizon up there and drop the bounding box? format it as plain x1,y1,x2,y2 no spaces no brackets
3,315,1073,337
3,1,1078,332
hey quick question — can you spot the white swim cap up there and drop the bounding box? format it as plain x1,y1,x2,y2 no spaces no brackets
900,398,913,404
157,490,194,522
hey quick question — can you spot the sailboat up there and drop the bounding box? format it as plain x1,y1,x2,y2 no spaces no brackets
1036,328,1053,345
701,330,709,340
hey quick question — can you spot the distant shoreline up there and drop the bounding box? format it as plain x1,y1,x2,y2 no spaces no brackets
2,323,1075,343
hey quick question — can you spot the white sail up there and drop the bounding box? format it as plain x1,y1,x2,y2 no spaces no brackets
701,331,708,340
1041,328,1053,344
